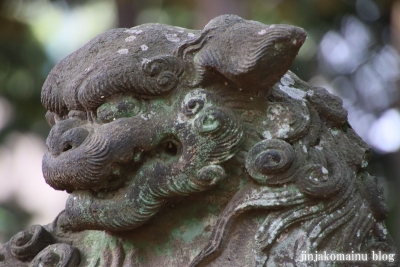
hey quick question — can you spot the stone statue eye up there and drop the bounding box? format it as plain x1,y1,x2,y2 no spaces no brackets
182,90,209,116
184,98,204,116
97,96,141,123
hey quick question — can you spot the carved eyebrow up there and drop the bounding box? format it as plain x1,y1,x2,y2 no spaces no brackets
42,27,188,115
42,57,155,115
76,55,184,110
76,62,141,110
42,71,69,116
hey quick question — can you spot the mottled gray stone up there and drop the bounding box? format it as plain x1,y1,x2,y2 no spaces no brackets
0,15,397,267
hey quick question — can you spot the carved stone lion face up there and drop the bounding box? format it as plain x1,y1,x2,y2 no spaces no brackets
41,15,306,232
0,14,389,267
1,9,399,267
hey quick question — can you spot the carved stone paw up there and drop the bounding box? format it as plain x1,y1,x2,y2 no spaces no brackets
0,225,80,267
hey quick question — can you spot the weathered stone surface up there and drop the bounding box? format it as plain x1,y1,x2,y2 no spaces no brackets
0,15,397,266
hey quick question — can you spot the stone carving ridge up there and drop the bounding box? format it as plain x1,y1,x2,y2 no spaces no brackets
0,14,397,267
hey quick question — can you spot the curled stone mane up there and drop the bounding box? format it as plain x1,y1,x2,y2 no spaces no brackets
190,71,387,266
0,14,397,267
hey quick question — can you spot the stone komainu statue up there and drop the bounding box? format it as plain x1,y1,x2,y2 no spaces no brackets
0,15,398,267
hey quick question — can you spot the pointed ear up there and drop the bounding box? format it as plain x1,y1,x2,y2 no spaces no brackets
193,15,306,90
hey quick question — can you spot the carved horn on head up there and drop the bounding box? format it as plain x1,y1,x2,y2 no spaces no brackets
193,15,307,90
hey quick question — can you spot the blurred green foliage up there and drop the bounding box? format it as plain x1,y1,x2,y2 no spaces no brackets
0,3,51,142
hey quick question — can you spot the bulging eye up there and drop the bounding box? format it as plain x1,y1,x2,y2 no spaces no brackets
97,95,141,123
182,89,213,116
184,98,204,116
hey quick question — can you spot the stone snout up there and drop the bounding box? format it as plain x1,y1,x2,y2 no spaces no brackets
45,117,90,157
42,113,162,193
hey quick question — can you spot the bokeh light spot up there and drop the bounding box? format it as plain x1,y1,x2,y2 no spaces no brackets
368,109,400,153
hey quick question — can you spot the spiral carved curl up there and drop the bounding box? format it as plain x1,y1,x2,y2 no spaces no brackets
6,14,396,267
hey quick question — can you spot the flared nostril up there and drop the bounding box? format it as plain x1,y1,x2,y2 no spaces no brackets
62,143,73,152
59,127,90,153
45,117,90,156
47,127,90,156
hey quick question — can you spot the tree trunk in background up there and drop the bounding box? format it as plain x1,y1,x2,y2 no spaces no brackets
194,0,250,29
115,0,138,28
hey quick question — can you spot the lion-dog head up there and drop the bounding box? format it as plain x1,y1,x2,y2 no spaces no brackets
41,15,306,232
